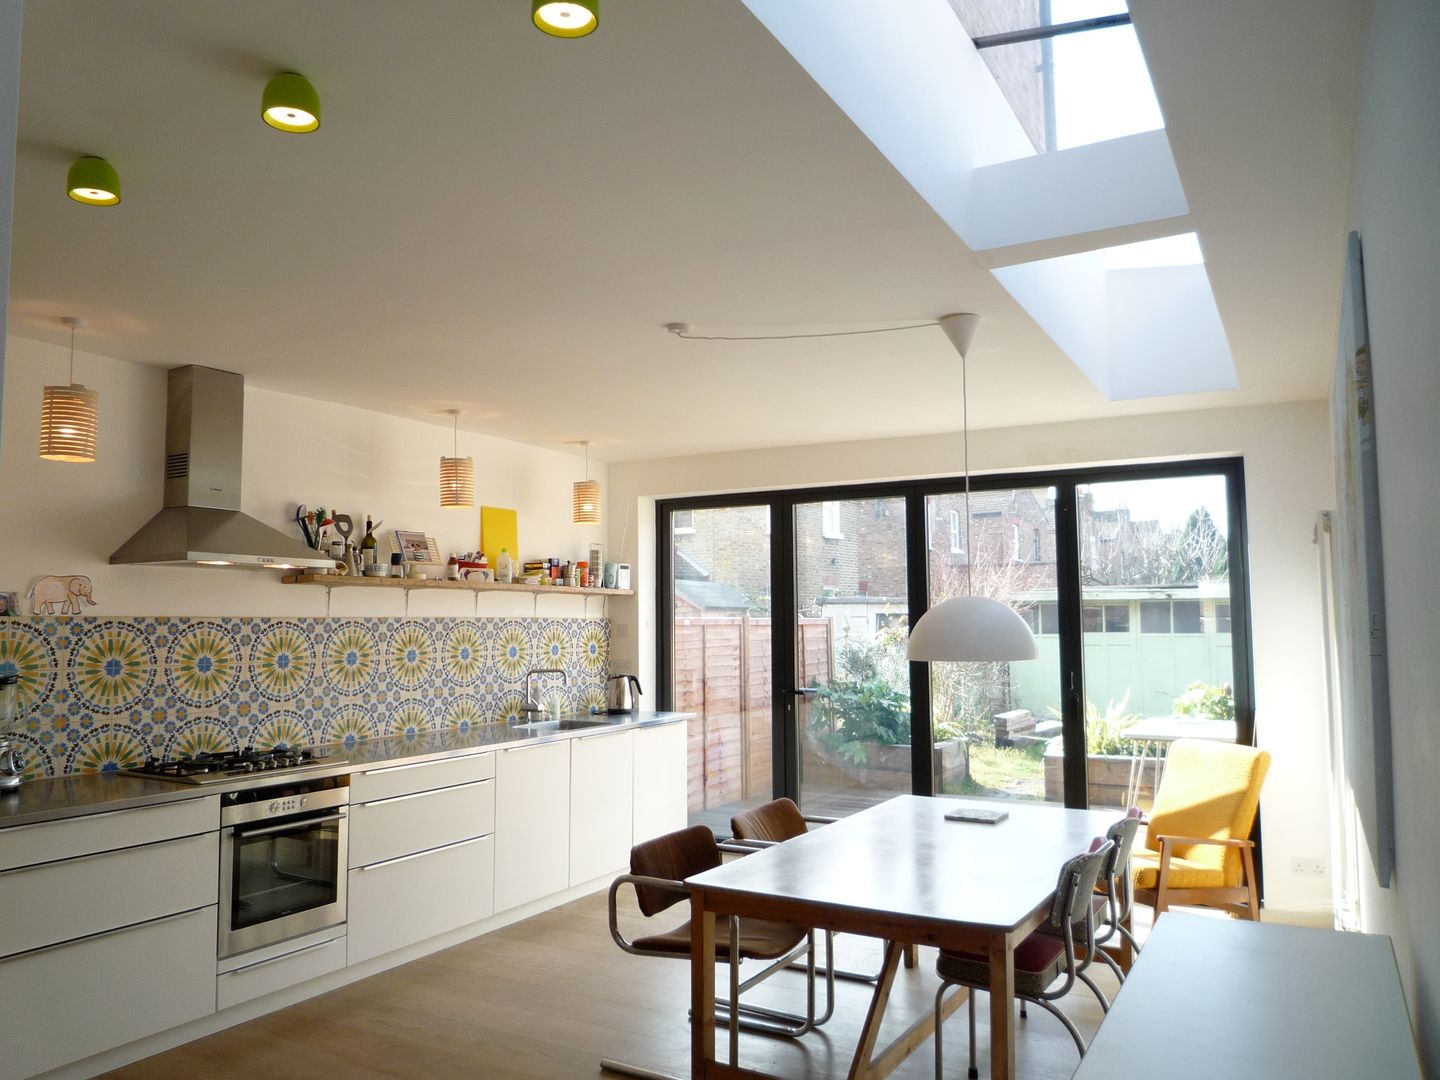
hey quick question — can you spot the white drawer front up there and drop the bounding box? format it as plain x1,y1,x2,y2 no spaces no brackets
3,905,217,1080
347,834,494,965
349,752,495,803
0,831,219,958
0,795,218,872
349,778,494,868
217,934,347,1011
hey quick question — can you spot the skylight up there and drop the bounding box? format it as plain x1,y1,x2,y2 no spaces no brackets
951,0,1163,155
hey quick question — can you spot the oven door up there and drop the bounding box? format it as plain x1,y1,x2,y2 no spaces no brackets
219,806,348,960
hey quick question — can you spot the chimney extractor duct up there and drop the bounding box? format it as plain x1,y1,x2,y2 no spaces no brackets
110,366,334,570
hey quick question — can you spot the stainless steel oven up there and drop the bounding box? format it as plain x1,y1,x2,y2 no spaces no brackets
218,775,349,959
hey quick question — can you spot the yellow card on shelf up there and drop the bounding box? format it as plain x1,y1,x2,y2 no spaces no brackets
480,506,518,569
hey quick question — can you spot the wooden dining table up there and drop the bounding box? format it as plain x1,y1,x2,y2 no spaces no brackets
685,794,1118,1080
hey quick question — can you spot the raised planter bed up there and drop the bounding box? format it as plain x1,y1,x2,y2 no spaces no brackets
1042,738,1155,809
804,733,969,789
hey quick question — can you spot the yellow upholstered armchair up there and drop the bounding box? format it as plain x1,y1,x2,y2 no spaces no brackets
1130,738,1271,925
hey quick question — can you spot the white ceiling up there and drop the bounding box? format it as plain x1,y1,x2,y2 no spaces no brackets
8,0,1360,462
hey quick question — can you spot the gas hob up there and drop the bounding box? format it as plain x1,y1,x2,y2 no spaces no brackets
122,746,346,785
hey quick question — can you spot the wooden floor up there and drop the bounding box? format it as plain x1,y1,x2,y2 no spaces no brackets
104,888,1131,1080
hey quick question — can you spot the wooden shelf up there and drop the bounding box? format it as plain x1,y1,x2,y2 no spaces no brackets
280,573,633,597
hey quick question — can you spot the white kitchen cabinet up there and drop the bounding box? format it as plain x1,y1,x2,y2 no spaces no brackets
217,933,347,1011
0,830,217,957
3,904,217,1080
493,740,570,912
348,778,495,868
347,834,494,964
348,751,494,803
568,729,634,886
0,794,217,872
633,722,688,845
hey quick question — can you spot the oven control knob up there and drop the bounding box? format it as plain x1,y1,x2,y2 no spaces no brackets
300,796,309,808
268,801,280,814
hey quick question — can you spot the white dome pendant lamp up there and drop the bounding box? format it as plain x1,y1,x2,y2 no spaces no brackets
907,314,1038,663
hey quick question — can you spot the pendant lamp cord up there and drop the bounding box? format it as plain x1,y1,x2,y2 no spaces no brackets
962,347,973,597
68,324,76,385
452,411,458,457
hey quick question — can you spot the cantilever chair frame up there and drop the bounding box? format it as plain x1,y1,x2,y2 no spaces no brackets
604,846,837,1077
935,839,1115,1080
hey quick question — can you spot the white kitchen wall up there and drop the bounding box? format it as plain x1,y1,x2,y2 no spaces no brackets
1345,0,1440,1071
0,334,606,621
608,399,1336,914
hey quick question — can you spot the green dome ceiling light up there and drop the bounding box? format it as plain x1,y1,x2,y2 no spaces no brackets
262,71,321,132
66,156,121,206
532,0,598,38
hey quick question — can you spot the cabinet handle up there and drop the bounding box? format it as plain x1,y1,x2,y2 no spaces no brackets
2,904,214,962
358,834,488,871
361,779,491,808
1,795,215,834
360,754,491,776
224,935,344,975
577,729,630,741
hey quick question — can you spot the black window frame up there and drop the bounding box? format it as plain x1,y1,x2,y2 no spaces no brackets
655,456,1257,828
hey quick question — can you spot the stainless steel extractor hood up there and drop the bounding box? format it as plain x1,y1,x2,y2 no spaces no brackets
110,366,334,570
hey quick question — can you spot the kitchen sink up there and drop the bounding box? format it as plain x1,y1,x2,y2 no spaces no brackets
510,716,613,733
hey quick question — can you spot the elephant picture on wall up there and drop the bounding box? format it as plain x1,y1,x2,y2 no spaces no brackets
27,575,98,615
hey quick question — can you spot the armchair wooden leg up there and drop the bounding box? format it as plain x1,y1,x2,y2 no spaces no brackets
903,944,918,969
1242,844,1261,921
1154,854,1172,919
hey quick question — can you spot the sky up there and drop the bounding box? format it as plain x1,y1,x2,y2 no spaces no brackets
1050,0,1163,151
1081,474,1230,535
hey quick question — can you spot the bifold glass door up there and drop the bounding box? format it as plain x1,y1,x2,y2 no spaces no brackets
666,505,773,833
793,496,910,816
925,487,1068,804
1077,473,1239,810
659,460,1253,826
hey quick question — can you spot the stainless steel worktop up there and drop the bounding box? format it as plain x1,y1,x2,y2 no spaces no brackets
0,711,691,829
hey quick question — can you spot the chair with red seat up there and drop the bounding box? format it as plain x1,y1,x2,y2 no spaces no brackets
933,838,1113,1079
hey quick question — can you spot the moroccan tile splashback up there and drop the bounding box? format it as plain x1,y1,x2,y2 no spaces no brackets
0,616,610,780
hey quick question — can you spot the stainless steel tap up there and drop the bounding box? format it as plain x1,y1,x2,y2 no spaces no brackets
521,668,569,717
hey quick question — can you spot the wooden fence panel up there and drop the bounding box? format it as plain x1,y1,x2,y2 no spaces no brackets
675,614,832,812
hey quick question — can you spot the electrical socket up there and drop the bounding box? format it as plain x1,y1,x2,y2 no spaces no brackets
1290,856,1327,877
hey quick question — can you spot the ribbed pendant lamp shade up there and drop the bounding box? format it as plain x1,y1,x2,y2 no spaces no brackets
440,456,475,508
439,411,474,508
572,479,601,524
572,440,600,524
40,319,99,463
39,384,99,462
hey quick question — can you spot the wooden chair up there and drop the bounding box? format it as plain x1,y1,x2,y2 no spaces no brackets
934,839,1114,1079
604,824,833,1078
730,797,900,981
1129,739,1271,930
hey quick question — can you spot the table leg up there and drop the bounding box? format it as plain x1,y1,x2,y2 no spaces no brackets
691,892,716,1078
988,932,1016,1080
846,940,903,1080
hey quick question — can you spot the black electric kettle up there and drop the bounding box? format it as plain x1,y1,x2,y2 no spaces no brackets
605,674,643,714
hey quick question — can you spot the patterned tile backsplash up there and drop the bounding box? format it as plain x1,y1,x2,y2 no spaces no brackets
0,616,610,780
